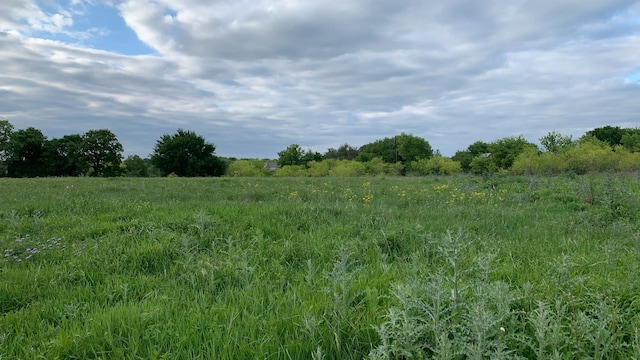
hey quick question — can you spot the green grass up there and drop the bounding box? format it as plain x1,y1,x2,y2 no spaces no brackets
1,175,639,359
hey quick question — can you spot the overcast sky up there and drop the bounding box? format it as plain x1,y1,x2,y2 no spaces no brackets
1,1,639,158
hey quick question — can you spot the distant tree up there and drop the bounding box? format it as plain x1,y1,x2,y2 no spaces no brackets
467,141,490,156
452,141,489,172
45,134,88,176
357,137,396,163
143,158,163,177
123,155,149,177
539,131,576,153
584,126,626,147
0,120,14,177
151,129,225,177
301,149,323,165
6,127,47,177
487,136,539,171
621,129,640,152
358,133,433,164
324,144,359,160
83,129,124,177
277,144,304,166
397,133,434,163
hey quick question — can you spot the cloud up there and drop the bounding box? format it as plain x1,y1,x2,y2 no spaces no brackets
0,0,639,158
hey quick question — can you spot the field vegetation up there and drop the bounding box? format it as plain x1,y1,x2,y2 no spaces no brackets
1,175,639,359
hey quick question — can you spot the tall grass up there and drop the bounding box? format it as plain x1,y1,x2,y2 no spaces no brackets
0,175,639,358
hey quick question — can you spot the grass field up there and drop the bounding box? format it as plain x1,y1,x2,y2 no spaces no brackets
1,175,640,359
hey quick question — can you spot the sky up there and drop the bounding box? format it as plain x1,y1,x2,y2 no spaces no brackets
1,1,639,159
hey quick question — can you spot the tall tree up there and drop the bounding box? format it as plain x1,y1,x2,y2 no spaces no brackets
452,141,489,172
83,129,124,177
487,136,538,170
6,127,47,177
301,149,323,165
621,131,640,153
45,134,88,176
539,131,575,153
358,133,433,164
151,129,225,177
397,133,434,163
277,144,304,166
123,155,149,177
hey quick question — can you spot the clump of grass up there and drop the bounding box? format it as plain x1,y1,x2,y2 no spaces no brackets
370,228,640,359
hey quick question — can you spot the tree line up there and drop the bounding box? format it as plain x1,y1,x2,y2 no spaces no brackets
0,120,226,178
1,119,639,178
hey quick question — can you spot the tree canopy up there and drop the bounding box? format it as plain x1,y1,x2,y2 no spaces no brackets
324,144,359,160
45,134,88,177
83,129,123,177
6,127,47,178
151,129,225,177
358,133,433,164
539,131,576,153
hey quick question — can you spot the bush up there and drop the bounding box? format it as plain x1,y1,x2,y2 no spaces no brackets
409,156,462,175
227,159,270,177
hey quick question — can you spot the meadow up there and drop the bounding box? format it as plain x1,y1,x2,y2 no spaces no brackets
1,174,639,359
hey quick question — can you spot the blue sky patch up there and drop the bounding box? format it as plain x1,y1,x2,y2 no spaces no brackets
31,1,154,55
625,70,640,83
73,3,155,55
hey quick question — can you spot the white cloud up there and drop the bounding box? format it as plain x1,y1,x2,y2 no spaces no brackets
1,0,639,158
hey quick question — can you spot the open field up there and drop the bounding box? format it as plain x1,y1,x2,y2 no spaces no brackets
1,175,640,359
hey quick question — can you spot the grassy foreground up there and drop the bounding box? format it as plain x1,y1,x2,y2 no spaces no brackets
1,175,639,359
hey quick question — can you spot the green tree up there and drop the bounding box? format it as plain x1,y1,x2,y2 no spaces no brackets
358,133,433,165
6,127,47,177
143,158,162,177
151,129,225,177
83,129,124,177
621,130,640,152
301,149,323,165
487,136,538,171
397,133,434,162
123,155,149,177
277,144,304,166
0,120,14,177
324,144,359,160
584,126,626,147
539,131,576,153
452,141,489,172
45,134,88,176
